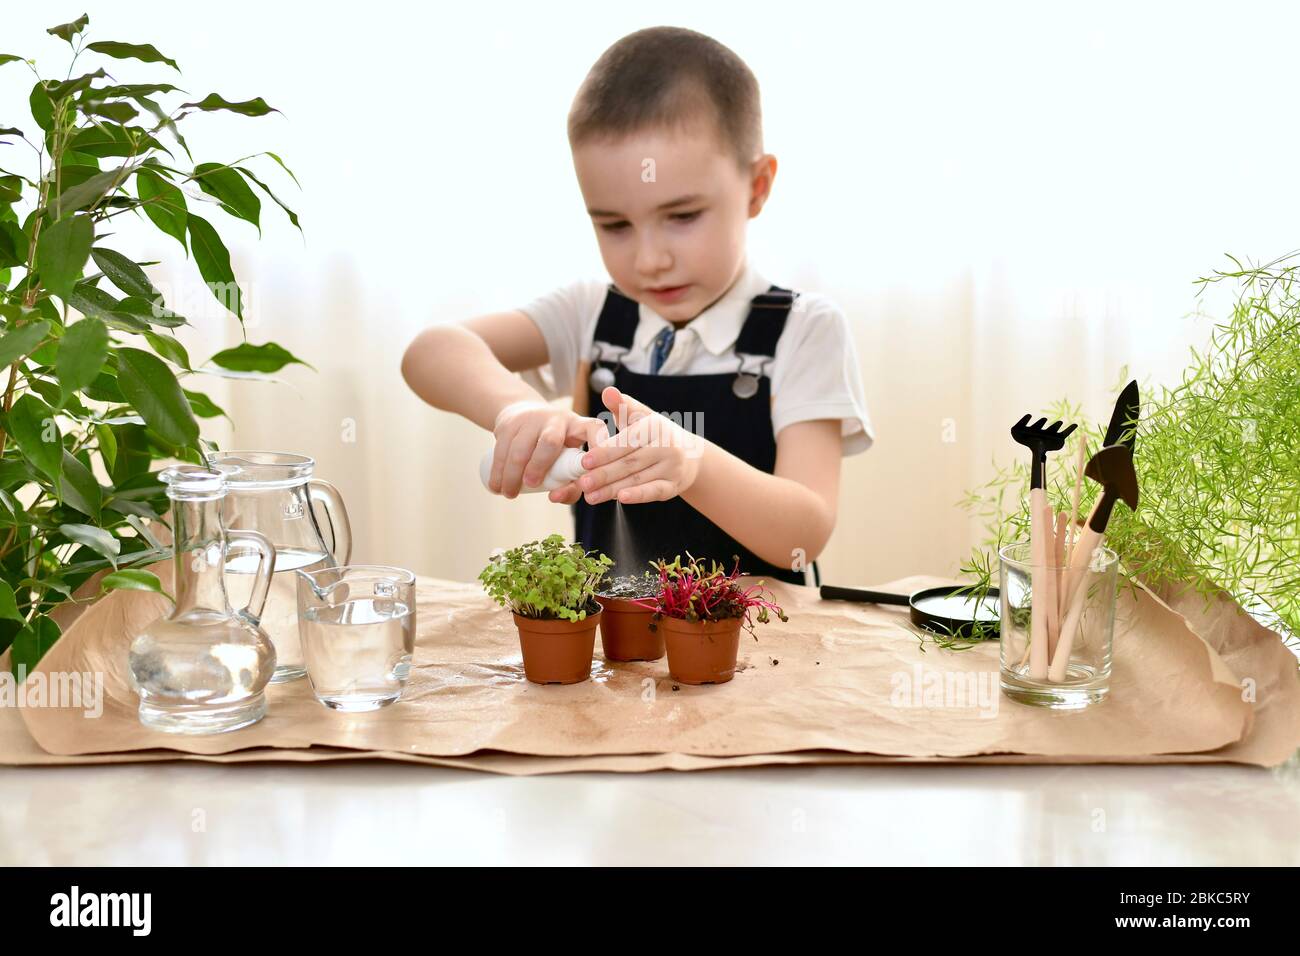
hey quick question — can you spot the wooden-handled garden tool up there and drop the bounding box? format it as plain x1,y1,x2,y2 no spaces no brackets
1049,381,1140,681
1011,415,1077,679
1056,381,1139,612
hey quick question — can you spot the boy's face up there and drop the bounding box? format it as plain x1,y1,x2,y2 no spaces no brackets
573,122,774,324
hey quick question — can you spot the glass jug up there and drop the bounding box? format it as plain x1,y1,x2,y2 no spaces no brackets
128,466,278,734
206,451,353,683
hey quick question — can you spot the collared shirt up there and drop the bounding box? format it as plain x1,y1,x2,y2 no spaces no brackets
520,263,874,455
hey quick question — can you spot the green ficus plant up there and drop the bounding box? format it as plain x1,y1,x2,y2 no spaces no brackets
959,251,1300,648
0,14,309,676
479,534,613,622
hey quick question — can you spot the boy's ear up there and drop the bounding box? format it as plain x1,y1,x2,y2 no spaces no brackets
748,153,778,218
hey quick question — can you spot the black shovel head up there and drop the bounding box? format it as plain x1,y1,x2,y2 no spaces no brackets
1085,444,1139,511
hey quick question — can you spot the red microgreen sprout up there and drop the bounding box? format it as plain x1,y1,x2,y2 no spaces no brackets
633,553,789,638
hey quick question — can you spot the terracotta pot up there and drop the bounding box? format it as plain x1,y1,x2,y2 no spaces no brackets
513,609,600,685
595,595,665,661
659,615,743,685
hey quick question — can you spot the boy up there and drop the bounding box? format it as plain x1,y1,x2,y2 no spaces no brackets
402,26,872,584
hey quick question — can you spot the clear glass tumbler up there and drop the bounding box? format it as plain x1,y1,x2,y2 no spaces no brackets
999,541,1119,709
296,565,416,712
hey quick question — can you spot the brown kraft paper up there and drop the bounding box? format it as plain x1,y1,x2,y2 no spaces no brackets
3,562,1298,773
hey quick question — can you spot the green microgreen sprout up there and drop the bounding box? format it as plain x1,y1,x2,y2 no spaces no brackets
478,534,612,622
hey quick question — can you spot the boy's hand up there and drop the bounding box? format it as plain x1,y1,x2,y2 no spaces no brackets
489,400,606,498
560,386,706,506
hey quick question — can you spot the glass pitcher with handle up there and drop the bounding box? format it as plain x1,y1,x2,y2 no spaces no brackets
206,451,353,683
128,465,278,734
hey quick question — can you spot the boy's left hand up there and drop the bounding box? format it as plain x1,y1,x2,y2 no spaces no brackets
547,386,704,505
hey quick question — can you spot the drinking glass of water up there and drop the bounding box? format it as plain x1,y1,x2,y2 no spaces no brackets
296,565,416,711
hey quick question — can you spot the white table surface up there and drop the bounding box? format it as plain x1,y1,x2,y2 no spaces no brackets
2,756,1297,866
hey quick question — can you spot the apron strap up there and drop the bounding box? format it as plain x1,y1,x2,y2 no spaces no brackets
572,285,639,416
733,285,796,358
591,284,639,348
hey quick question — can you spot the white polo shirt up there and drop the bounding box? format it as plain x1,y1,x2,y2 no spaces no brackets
519,263,874,455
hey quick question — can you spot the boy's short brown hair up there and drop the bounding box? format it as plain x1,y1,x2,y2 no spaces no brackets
567,26,762,170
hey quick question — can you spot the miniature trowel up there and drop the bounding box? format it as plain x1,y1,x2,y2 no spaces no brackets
1049,385,1141,681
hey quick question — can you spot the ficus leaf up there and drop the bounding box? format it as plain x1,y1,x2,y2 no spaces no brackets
65,285,147,333
236,166,300,231
55,317,109,393
209,341,312,373
82,369,124,405
7,394,62,483
46,69,107,102
84,101,138,124
118,295,186,329
0,320,51,368
57,452,104,520
136,168,187,253
33,577,75,602
194,162,261,231
144,331,191,370
100,568,165,596
49,163,101,204
35,213,93,299
0,459,34,494
0,236,21,271
28,82,54,132
59,391,91,419
59,148,99,167
70,124,165,158
30,297,58,324
27,378,62,408
181,94,279,116
51,166,132,218
135,96,191,161
0,220,26,268
85,41,180,72
59,523,119,565
0,581,21,622
114,347,200,447
97,83,182,99
186,214,242,320
10,615,61,679
46,14,90,44
184,389,227,419
93,422,117,474
0,497,20,534
91,246,161,300
262,151,300,188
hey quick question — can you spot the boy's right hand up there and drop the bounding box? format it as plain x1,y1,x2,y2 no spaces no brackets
488,400,607,499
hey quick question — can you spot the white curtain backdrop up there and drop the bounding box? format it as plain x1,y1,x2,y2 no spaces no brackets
6,1,1297,585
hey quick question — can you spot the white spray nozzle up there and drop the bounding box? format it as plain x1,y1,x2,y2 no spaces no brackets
480,447,586,494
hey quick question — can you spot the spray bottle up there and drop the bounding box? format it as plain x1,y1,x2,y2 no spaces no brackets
479,448,587,494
